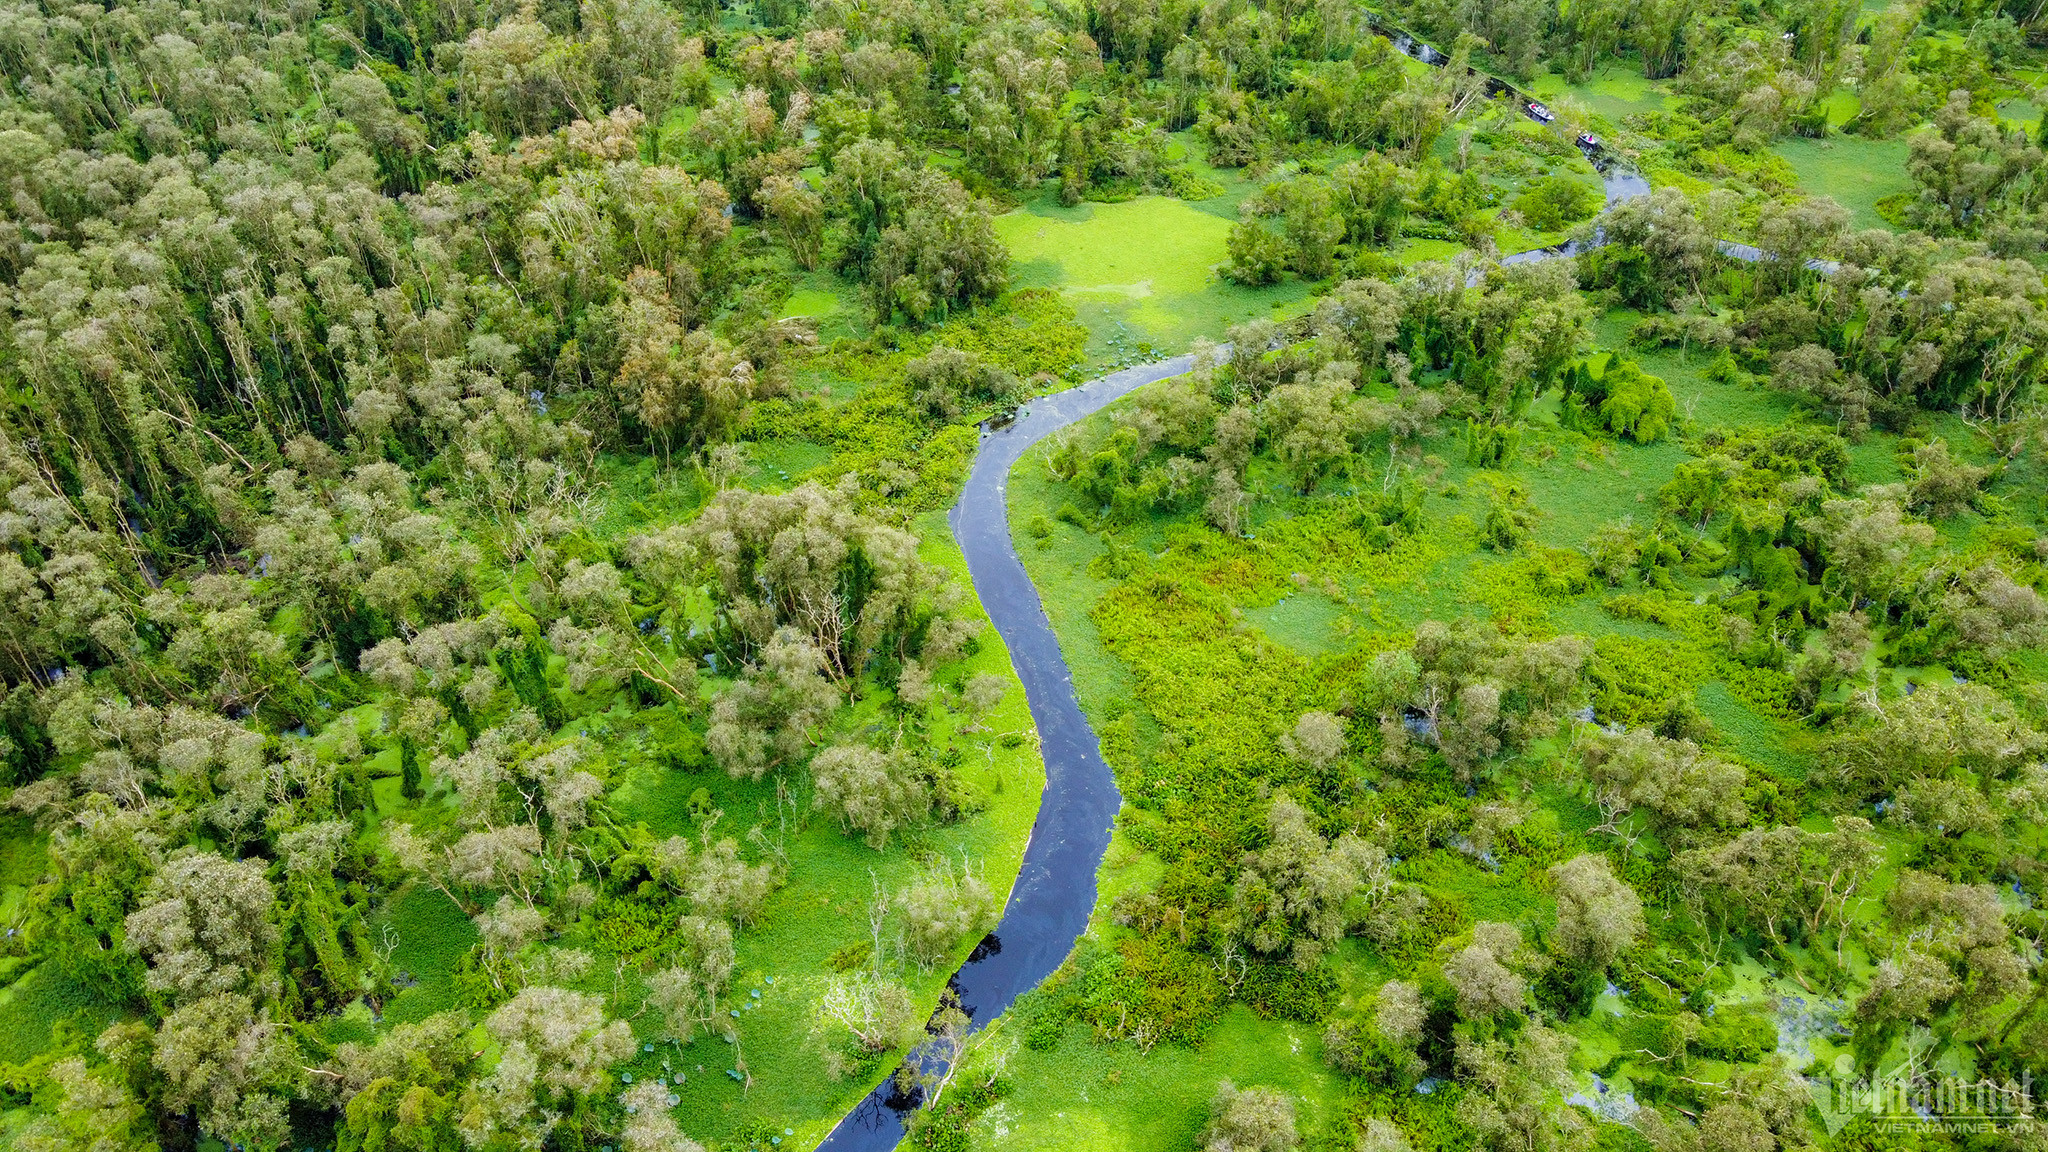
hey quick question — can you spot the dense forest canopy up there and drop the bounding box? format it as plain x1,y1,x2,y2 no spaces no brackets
0,0,2045,1146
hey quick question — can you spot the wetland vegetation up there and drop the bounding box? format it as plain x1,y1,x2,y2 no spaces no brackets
0,0,2046,1148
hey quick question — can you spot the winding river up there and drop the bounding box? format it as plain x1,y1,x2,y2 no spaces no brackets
810,40,1730,1147
816,356,1205,1150
817,173,1658,1152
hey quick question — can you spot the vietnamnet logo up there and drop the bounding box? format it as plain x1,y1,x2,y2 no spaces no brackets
1818,1052,2036,1134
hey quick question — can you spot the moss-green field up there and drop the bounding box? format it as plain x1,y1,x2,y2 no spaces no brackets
996,195,1316,368
1770,137,1915,231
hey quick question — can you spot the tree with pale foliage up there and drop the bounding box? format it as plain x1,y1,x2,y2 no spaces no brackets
896,857,998,971
705,629,842,780
662,477,975,678
645,916,738,1042
1358,1119,1416,1152
1549,854,1645,973
1581,728,1748,841
13,1056,158,1152
458,986,636,1149
1376,979,1427,1046
1202,1080,1299,1152
811,741,932,849
124,851,279,1008
1454,1025,1586,1152
619,1080,707,1152
1279,710,1346,770
1676,817,1883,946
1232,793,1390,968
1444,923,1530,1020
814,976,923,1068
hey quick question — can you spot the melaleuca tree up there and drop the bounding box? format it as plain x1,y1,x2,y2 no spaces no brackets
1200,1081,1298,1152
811,741,934,847
1822,681,2044,796
150,992,299,1150
1260,361,1387,494
619,1079,710,1152
704,628,842,779
1230,792,1391,969
645,914,739,1042
124,850,280,1009
1676,817,1883,947
644,832,777,924
1932,563,2048,661
958,26,1074,185
331,1013,482,1152
759,172,826,269
1850,870,2030,1068
12,1055,159,1152
1279,711,1346,772
1453,1025,1586,1152
894,856,997,970
1547,854,1645,1006
661,477,977,678
691,86,812,213
905,345,1021,420
456,986,636,1149
1443,922,1533,1021
822,138,1009,325
452,9,596,139
1580,728,1749,844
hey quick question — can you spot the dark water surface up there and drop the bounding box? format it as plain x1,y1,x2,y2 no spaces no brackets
814,355,1202,1151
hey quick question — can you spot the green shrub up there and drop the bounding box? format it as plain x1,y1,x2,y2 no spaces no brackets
1512,175,1599,231
1237,958,1337,1022
1225,219,1291,285
1562,353,1675,443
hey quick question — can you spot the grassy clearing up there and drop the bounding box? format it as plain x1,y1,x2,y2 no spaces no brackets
0,963,121,1066
996,195,1317,367
1526,62,1676,126
377,885,480,1026
1244,592,1352,657
977,1006,1345,1150
1769,135,1914,230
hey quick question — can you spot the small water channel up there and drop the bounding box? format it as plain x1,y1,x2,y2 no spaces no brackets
814,356,1203,1150
809,23,1838,1152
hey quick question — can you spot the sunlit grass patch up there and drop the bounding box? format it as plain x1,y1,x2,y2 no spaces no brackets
1696,679,1815,780
1821,88,1861,128
779,287,840,320
746,438,835,489
980,1005,1345,1151
0,963,120,1066
1770,135,1914,231
1998,96,2041,133
1244,591,1351,657
0,813,43,936
1393,236,1464,265
377,884,477,1026
1526,62,1676,125
996,195,1316,363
